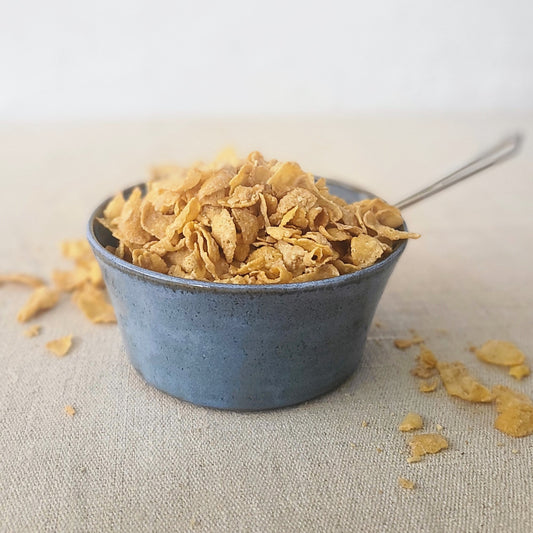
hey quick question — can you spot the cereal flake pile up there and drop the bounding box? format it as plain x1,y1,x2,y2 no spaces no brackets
100,150,419,284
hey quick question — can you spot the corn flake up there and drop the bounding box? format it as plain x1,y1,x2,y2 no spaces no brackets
475,340,526,367
411,345,438,379
46,335,73,357
437,361,492,403
24,325,41,338
0,273,45,288
394,335,424,350
398,477,415,490
72,284,116,324
17,286,60,323
509,364,530,380
399,412,423,432
419,379,439,393
493,385,533,437
408,433,448,462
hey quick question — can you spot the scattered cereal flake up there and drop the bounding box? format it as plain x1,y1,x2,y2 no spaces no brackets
436,424,443,432
475,340,525,367
509,364,530,381
398,477,415,490
419,379,438,393
72,284,116,323
512,449,519,454
65,405,76,416
376,447,383,453
0,273,45,288
374,321,383,328
399,412,423,432
408,433,448,462
394,335,424,350
406,456,422,464
493,385,533,438
411,345,438,379
17,286,60,323
361,420,369,428
437,361,492,403
46,335,73,357
61,239,93,260
23,325,41,338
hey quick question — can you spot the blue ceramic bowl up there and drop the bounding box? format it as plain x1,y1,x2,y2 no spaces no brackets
87,180,407,410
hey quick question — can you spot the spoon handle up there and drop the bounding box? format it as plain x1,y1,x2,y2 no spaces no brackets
394,133,523,210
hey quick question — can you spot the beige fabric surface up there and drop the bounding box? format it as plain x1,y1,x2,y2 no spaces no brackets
1,116,532,532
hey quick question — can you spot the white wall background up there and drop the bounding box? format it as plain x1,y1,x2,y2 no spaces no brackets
1,0,532,120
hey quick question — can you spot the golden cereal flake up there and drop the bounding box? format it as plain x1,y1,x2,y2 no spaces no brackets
0,273,45,288
394,335,424,350
475,340,525,367
46,335,73,357
419,379,438,393
17,286,60,323
493,385,533,438
398,477,415,490
399,412,423,432
23,324,41,338
408,434,448,462
65,405,76,416
411,345,438,379
72,284,116,324
509,364,530,380
437,361,492,403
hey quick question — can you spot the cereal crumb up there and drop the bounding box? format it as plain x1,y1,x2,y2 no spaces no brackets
65,405,76,416
46,335,73,357
408,433,448,462
361,420,369,428
509,364,530,381
23,325,41,338
512,449,519,454
496,442,504,447
436,424,443,431
394,335,424,350
399,412,423,432
376,447,383,453
411,345,438,378
189,518,201,528
419,379,438,393
493,385,533,437
398,477,415,490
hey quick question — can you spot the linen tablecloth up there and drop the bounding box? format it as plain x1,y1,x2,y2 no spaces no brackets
1,115,532,532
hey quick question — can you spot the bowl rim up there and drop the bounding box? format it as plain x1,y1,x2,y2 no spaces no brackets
87,178,408,294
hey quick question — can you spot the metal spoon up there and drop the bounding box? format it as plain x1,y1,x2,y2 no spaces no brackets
394,133,523,210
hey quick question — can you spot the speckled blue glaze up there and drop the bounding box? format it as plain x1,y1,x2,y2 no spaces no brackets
87,180,407,410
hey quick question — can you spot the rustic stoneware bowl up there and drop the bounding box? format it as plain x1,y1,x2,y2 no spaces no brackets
87,180,407,410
